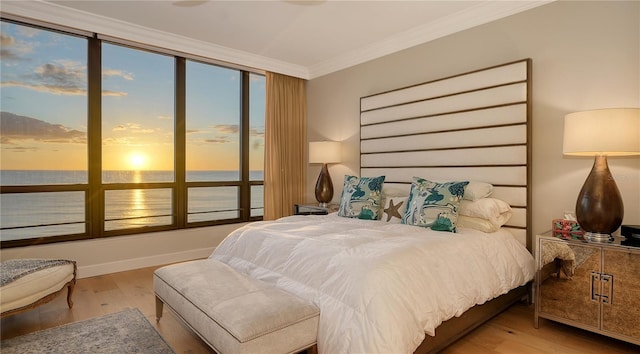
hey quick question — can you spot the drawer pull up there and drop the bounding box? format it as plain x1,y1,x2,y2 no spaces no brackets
590,272,601,302
601,274,613,305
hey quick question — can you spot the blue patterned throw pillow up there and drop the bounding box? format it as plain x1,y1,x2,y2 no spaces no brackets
402,177,469,232
337,175,385,220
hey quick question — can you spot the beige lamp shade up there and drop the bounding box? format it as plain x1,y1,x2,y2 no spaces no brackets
309,141,341,164
563,108,640,156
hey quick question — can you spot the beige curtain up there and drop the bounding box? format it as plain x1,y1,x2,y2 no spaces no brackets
264,72,307,220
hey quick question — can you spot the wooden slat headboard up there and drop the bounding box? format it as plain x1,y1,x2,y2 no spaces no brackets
360,59,532,250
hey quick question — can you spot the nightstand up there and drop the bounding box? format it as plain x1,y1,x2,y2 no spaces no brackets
293,203,339,215
534,232,640,345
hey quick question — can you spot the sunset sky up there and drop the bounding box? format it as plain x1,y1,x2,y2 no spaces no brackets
0,21,265,172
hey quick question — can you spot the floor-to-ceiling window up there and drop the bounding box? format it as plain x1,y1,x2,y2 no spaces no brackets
0,19,264,248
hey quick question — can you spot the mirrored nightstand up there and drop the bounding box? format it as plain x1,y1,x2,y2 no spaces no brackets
535,233,640,345
293,203,338,215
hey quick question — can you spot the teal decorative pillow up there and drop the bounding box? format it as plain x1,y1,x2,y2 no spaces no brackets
338,175,385,220
402,177,469,232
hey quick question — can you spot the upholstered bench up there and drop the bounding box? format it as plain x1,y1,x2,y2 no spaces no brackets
154,259,319,354
0,259,76,318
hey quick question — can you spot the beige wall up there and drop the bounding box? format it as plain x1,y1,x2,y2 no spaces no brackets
306,1,640,238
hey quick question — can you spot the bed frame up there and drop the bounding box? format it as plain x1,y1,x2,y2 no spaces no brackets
359,59,532,353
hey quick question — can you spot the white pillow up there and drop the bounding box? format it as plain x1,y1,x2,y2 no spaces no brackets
380,196,408,224
381,185,411,198
463,181,493,201
457,215,500,233
459,198,512,229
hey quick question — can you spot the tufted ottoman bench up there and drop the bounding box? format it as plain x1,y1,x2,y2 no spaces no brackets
1,259,76,318
154,259,319,354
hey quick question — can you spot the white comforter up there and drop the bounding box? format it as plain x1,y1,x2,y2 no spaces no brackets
210,214,535,354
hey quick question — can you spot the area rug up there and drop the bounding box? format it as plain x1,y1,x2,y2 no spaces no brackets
0,308,175,354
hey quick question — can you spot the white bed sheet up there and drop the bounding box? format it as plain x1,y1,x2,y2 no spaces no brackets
210,214,534,354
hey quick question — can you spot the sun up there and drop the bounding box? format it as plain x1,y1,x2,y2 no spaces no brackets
128,153,147,170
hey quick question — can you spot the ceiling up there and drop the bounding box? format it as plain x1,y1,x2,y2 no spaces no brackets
2,1,551,79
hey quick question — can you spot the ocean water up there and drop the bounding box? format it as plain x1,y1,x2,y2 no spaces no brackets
0,170,264,241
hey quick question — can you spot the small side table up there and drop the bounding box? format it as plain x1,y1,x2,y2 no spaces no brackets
293,203,339,215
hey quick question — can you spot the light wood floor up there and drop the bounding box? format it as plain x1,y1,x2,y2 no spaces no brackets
2,264,638,354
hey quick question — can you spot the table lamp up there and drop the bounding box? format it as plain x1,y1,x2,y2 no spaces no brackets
563,108,640,242
309,141,341,207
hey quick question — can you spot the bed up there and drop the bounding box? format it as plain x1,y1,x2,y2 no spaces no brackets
211,59,534,353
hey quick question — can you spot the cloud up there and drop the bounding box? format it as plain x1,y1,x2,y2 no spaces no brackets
196,125,264,146
0,145,38,152
102,136,134,146
0,48,19,61
0,136,12,144
2,81,86,95
0,32,34,61
204,138,230,144
100,69,133,96
1,61,87,96
102,90,128,97
1,33,15,47
0,111,86,144
111,122,155,134
250,127,265,138
2,60,127,97
35,62,84,84
33,61,86,91
103,68,134,81
212,125,263,137
213,124,239,134
249,127,264,150
200,125,240,144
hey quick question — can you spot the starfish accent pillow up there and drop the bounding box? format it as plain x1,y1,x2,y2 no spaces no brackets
381,197,408,223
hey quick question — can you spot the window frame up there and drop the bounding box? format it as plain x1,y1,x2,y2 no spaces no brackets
0,18,264,248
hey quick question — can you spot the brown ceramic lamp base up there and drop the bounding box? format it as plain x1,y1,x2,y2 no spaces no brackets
315,163,333,207
575,155,623,242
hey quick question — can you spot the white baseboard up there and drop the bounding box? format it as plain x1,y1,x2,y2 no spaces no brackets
77,247,215,279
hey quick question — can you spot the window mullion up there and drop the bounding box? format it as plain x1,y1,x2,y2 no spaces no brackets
240,71,250,221
87,36,103,238
175,57,187,228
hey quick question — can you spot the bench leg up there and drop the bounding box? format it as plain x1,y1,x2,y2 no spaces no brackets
155,295,164,322
67,263,77,309
66,279,76,309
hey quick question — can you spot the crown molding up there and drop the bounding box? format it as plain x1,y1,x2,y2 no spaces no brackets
2,1,553,80
307,1,553,79
0,1,311,79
